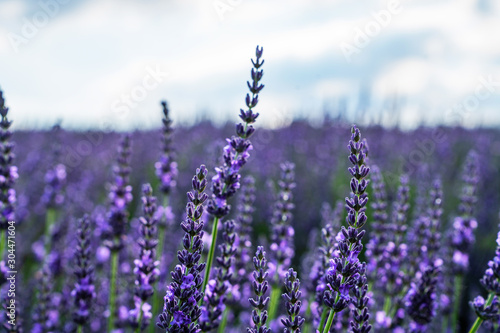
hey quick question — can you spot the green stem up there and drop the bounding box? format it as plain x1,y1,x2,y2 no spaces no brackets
452,275,463,332
77,326,82,333
135,300,145,333
0,230,5,261
150,196,170,333
268,286,281,323
322,309,336,333
107,251,119,332
383,296,391,315
218,307,229,333
318,308,328,332
468,293,494,333
202,216,220,294
44,208,56,256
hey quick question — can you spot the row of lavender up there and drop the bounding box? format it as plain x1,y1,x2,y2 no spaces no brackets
1,47,500,332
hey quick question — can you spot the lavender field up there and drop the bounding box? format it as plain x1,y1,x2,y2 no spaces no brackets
2,46,500,333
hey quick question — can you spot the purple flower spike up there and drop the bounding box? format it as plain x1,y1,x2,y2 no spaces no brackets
451,150,480,273
365,165,387,282
155,101,178,197
129,184,160,329
247,246,271,333
207,46,264,219
104,135,133,252
406,263,439,332
322,125,371,332
33,266,58,332
232,176,256,293
281,268,305,333
157,165,209,332
0,89,17,231
72,215,95,327
41,163,66,209
269,162,296,285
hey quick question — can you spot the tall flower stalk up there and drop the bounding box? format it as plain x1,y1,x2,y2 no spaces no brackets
281,268,305,333
268,161,296,323
130,184,160,332
152,100,178,332
157,165,208,332
203,45,265,294
406,264,439,332
450,151,479,331
0,89,16,263
105,135,133,332
72,215,95,332
319,125,370,333
247,246,271,333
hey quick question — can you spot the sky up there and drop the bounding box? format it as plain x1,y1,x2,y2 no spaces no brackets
1,0,500,130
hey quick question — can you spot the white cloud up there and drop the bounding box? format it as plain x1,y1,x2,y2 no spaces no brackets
1,0,500,129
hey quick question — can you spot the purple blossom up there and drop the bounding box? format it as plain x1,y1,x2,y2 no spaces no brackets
157,165,208,332
405,263,439,332
104,135,133,252
451,150,479,273
322,125,371,332
269,162,296,284
0,90,16,231
281,268,305,333
206,46,264,219
129,184,160,329
72,215,95,327
155,100,178,197
247,246,271,333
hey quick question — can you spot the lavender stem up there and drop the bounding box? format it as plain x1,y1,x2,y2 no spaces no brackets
107,251,119,332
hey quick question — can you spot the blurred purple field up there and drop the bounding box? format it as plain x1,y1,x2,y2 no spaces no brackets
2,48,500,333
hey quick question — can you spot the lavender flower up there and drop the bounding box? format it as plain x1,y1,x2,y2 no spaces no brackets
33,266,58,332
0,89,17,233
268,162,296,323
248,246,271,333
200,220,237,331
449,151,480,331
207,45,264,219
471,295,499,322
233,176,256,289
157,165,208,332
351,262,371,333
269,161,296,284
451,150,479,273
129,184,160,330
104,134,133,252
425,178,443,266
41,163,66,209
155,101,178,197
376,175,410,328
406,263,439,332
72,215,95,327
152,100,179,331
365,165,387,282
281,268,305,333
203,45,264,294
105,134,133,331
320,125,370,333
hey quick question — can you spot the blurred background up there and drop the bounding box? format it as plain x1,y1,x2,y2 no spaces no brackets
1,0,500,130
